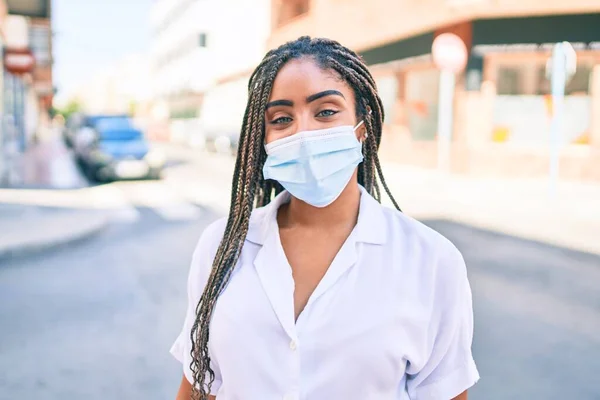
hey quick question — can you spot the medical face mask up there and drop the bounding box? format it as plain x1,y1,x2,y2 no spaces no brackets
262,122,365,208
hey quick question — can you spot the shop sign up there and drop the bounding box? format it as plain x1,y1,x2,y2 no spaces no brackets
4,48,35,75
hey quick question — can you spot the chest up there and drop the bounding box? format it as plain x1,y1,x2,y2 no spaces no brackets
209,245,424,396
279,227,352,320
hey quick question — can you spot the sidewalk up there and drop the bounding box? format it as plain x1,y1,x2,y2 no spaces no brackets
0,134,107,261
0,204,109,261
2,133,88,189
382,164,600,255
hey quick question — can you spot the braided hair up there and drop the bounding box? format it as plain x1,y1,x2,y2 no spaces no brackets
189,36,401,399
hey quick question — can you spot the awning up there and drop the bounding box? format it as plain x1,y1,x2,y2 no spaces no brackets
7,0,49,19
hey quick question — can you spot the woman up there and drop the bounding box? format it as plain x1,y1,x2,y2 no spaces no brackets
172,36,479,400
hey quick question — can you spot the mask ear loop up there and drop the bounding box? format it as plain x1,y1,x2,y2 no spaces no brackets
354,109,373,142
354,120,365,131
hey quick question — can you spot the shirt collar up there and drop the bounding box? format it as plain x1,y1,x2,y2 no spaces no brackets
245,185,387,246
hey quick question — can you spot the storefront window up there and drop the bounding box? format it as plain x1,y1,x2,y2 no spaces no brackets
374,75,398,125
405,68,439,141
496,58,594,96
496,67,521,95
491,56,594,146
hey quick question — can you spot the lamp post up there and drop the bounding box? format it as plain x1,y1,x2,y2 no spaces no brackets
432,33,468,173
546,41,576,198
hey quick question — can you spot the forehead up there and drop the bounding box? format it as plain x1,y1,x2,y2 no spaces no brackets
268,57,354,101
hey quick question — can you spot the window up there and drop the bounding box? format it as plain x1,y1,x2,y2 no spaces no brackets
495,58,594,96
29,25,51,66
496,67,522,95
198,33,207,48
563,64,592,95
405,68,439,141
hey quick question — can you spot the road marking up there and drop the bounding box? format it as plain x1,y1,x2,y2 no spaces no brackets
154,204,203,221
108,181,203,222
88,184,141,223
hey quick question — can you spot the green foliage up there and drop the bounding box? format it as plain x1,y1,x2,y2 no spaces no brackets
54,100,83,120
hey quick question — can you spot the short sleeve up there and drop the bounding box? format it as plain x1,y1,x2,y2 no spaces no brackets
406,243,480,399
170,219,226,395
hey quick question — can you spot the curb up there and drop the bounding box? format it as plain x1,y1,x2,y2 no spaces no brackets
0,214,110,262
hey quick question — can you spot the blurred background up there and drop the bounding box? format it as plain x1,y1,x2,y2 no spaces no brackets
0,0,599,399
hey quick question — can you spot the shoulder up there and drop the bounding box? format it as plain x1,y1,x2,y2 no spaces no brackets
192,199,275,265
193,217,228,258
187,217,228,294
187,204,273,297
190,200,272,271
379,206,472,326
380,205,467,283
382,206,460,255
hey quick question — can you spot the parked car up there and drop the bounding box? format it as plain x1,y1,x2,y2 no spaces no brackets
65,113,130,149
203,127,239,155
63,112,86,148
77,116,166,182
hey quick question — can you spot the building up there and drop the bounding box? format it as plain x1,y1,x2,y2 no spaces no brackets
150,0,214,120
0,0,52,185
149,0,271,146
29,15,52,123
5,0,53,137
196,0,271,151
269,1,600,181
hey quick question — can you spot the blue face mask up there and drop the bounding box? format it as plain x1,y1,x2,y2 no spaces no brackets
262,122,364,208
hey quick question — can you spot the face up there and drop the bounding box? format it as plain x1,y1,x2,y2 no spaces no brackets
264,57,366,144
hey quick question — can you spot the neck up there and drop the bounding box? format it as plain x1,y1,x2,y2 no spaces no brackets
279,176,361,230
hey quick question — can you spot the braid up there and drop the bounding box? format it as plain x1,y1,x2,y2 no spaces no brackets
189,36,401,400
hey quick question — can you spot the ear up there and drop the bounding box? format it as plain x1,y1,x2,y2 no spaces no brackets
355,123,367,143
356,106,372,142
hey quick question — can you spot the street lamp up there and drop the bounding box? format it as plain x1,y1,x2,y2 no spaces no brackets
432,33,468,173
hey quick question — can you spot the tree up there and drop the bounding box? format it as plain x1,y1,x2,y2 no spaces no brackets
54,99,83,120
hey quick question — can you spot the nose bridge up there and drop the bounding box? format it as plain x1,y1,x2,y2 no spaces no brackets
295,108,320,133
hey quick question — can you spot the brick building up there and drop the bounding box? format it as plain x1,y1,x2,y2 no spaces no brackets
269,1,600,181
5,0,52,121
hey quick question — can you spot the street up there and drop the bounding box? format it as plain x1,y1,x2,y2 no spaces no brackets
0,146,599,399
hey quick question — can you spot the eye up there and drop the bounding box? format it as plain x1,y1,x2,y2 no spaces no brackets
317,109,338,118
270,116,292,125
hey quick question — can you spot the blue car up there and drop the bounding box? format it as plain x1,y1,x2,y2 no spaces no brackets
78,116,166,182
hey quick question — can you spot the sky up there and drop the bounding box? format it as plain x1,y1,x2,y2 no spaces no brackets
52,0,153,100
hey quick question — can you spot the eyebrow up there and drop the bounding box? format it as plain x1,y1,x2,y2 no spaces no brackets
265,99,293,110
306,89,345,103
265,90,345,110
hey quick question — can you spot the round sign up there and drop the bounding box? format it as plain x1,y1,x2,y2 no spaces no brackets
432,33,468,73
4,49,35,75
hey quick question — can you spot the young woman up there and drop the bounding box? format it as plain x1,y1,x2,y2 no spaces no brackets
172,36,479,400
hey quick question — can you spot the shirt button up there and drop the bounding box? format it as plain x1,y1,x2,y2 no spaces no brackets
289,340,297,351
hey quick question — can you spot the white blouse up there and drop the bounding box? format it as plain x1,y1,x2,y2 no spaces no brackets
171,187,479,399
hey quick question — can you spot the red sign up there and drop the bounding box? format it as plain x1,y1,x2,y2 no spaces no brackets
4,48,35,75
432,33,468,73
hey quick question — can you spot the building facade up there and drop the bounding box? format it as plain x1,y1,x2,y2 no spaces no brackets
196,0,271,150
269,1,600,181
150,0,214,120
0,0,52,185
4,0,53,140
150,0,271,146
